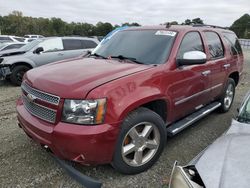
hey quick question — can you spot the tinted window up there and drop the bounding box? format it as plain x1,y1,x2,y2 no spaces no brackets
204,32,224,59
83,40,97,49
38,38,63,52
0,36,12,42
93,30,176,65
2,44,25,50
14,37,25,42
63,39,83,50
238,95,250,123
178,32,204,58
223,33,242,55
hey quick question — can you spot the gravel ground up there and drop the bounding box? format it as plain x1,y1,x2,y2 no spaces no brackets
0,50,250,188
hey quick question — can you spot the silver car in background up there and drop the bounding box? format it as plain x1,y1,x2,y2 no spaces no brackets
0,37,99,85
169,91,250,188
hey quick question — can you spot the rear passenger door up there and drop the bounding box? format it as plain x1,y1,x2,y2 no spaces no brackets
203,31,227,100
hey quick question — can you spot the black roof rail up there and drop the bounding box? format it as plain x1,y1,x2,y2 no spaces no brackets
192,24,228,29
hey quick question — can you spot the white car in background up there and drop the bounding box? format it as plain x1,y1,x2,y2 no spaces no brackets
24,35,44,43
0,35,25,43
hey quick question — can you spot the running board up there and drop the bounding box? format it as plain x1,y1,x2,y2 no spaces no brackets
167,102,221,136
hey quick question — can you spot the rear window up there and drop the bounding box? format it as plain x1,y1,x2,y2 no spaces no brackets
223,33,242,55
0,36,12,42
204,32,224,59
63,39,83,50
83,40,97,49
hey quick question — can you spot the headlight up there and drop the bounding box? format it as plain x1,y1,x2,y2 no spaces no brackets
62,98,106,125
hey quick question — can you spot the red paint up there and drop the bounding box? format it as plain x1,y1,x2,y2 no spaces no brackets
17,26,244,165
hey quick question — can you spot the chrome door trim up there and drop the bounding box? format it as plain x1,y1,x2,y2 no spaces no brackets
175,83,223,106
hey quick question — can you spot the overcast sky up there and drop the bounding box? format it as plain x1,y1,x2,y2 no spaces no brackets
0,0,249,27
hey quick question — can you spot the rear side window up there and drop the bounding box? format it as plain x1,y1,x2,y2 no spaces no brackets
204,32,224,59
63,39,83,50
178,32,204,58
82,40,97,49
223,33,242,55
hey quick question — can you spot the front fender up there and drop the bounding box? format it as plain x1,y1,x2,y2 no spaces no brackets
2,57,35,68
86,67,169,125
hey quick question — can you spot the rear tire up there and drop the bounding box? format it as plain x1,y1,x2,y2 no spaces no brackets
112,107,166,174
218,78,235,113
10,65,30,86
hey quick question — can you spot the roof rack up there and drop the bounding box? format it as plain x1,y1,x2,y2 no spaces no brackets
192,24,228,29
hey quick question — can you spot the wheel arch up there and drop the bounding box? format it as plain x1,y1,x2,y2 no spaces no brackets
228,71,239,86
10,62,33,70
118,96,169,124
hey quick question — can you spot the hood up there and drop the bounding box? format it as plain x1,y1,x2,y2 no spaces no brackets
0,48,26,57
195,119,250,188
25,57,153,98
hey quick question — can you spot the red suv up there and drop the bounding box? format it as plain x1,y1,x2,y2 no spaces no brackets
16,25,244,174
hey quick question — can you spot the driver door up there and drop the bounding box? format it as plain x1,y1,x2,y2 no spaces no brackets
30,38,66,66
169,31,212,121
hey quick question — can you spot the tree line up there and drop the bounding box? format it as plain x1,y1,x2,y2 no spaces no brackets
0,11,140,37
0,11,249,38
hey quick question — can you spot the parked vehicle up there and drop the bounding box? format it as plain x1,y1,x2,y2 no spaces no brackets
169,91,250,188
0,37,99,85
24,34,44,39
0,42,26,51
16,25,243,174
24,35,44,43
0,35,25,43
24,38,37,43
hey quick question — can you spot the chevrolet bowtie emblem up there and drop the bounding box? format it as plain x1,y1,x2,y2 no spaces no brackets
27,93,37,102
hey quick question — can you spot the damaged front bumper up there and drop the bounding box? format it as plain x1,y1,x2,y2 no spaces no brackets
0,64,11,78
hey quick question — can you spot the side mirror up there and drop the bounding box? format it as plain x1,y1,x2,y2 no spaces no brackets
177,51,207,66
33,47,44,54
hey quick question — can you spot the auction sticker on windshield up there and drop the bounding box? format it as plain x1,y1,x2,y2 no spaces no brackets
155,30,177,36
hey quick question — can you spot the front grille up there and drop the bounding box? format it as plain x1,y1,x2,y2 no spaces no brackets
22,95,57,123
21,82,60,105
21,82,60,123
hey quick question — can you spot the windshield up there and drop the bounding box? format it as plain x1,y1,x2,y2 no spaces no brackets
92,30,176,65
20,39,43,51
238,94,250,124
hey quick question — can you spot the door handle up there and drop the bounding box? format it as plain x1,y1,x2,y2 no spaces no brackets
223,64,230,69
202,70,211,76
58,53,64,56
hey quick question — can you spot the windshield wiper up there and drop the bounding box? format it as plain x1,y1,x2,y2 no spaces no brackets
89,53,107,59
110,55,144,64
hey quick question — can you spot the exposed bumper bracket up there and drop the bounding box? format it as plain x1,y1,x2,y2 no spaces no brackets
50,153,102,188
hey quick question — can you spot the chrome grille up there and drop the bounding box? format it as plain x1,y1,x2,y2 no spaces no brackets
22,95,57,123
21,82,60,105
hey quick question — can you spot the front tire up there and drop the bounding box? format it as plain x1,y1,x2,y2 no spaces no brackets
112,107,166,174
219,78,235,113
10,65,30,86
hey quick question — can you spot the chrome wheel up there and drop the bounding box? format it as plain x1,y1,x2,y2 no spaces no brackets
224,83,234,109
121,122,160,167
